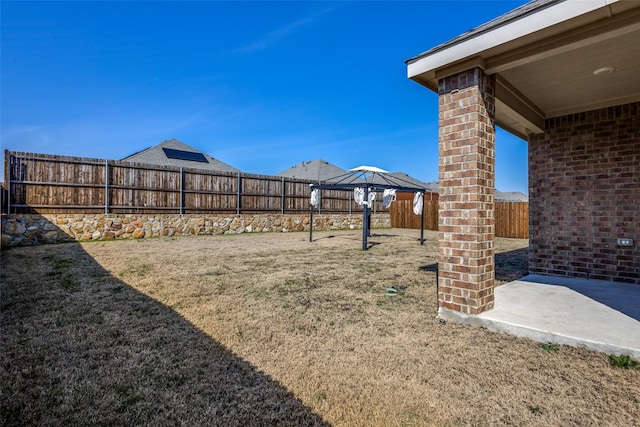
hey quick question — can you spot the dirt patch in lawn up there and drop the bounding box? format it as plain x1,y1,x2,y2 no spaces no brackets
2,228,638,426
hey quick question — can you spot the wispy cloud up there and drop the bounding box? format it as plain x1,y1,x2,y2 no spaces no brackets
232,5,340,55
1,125,53,153
1,111,207,159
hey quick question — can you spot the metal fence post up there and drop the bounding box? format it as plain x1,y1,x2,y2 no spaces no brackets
281,176,285,214
421,191,425,245
104,160,109,215
7,154,12,215
237,173,242,214
179,167,184,215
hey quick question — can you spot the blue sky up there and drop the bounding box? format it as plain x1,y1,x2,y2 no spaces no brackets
1,1,530,193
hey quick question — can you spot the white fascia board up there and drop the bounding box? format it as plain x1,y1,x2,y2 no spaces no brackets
407,0,614,79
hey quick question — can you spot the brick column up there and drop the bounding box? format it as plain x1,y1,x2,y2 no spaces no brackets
438,68,496,315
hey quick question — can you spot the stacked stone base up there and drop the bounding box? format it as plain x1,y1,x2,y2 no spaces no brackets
1,213,390,247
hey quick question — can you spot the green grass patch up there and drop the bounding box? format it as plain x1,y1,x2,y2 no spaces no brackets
609,354,638,369
540,343,560,352
52,258,74,271
58,276,80,292
116,385,143,412
528,405,542,415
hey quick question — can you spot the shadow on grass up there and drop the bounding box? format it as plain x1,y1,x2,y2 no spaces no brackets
419,247,530,283
495,248,530,282
311,230,425,249
1,231,328,426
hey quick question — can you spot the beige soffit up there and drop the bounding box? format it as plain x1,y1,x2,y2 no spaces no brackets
406,0,640,139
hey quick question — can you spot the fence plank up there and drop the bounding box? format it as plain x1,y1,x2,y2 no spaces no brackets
391,200,528,239
4,151,358,214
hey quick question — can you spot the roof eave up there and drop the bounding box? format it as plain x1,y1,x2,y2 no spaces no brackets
407,0,617,84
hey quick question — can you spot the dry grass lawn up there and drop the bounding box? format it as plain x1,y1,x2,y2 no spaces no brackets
1,228,639,426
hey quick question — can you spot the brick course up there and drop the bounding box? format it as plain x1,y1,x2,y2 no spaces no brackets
529,102,639,284
438,68,496,314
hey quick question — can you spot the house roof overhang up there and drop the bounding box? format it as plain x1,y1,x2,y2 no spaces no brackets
406,0,640,139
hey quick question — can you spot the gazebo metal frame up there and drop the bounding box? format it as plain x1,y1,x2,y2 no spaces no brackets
309,166,428,250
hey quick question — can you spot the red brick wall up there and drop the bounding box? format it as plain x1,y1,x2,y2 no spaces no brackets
529,102,640,284
437,68,496,314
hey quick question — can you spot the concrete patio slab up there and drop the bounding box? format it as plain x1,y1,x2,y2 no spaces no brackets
439,274,640,359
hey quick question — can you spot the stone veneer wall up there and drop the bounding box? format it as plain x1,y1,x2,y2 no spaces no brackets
1,213,390,247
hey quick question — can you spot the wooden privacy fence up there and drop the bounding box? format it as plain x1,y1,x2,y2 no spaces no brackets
389,199,439,231
495,201,529,239
3,151,390,215
390,200,529,239
4,151,528,238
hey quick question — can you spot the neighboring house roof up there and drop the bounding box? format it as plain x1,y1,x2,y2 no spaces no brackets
390,173,438,192
367,172,436,192
406,0,640,138
278,160,436,190
496,191,529,202
122,139,240,173
277,159,351,183
424,182,528,201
